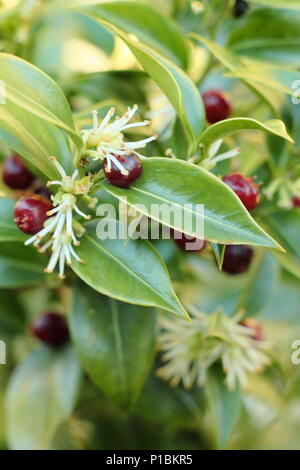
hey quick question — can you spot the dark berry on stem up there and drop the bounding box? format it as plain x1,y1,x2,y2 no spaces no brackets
3,154,34,189
292,197,300,208
103,153,142,188
240,317,263,341
14,195,53,234
30,313,69,348
233,0,249,18
202,89,231,124
223,173,260,211
222,245,253,275
172,230,205,252
34,185,51,199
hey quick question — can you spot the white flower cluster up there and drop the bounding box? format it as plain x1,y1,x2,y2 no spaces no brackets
157,308,271,390
25,157,90,279
81,105,157,174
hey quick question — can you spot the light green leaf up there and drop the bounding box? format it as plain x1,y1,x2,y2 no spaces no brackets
76,5,204,152
74,0,189,68
102,158,282,250
211,242,225,270
199,117,293,151
0,54,80,177
70,283,157,410
5,345,82,450
0,242,45,288
248,0,300,8
0,197,26,243
206,366,241,450
72,221,188,318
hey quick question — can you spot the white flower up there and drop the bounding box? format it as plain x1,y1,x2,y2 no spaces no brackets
25,157,90,279
81,105,157,175
157,308,271,390
145,81,176,140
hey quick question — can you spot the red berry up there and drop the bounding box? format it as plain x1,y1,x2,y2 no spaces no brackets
292,197,300,208
240,318,263,341
222,245,253,275
172,230,205,252
103,153,142,188
223,173,260,211
14,195,53,234
3,154,34,189
202,89,231,124
30,313,69,348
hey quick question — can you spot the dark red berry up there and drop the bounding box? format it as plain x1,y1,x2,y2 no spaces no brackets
292,197,300,208
14,195,53,234
172,230,205,252
222,245,253,275
103,153,142,188
3,154,34,189
202,89,231,124
30,313,69,348
223,173,260,211
233,0,249,18
240,317,263,341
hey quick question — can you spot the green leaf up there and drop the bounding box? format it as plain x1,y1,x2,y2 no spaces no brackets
5,345,82,450
199,117,293,151
227,7,300,64
206,366,241,450
0,242,45,288
102,158,282,249
0,290,25,337
235,251,279,317
0,197,26,243
72,221,188,318
211,242,225,270
70,283,157,410
259,210,300,280
248,0,300,8
74,0,189,68
76,5,204,152
0,54,80,177
134,374,202,427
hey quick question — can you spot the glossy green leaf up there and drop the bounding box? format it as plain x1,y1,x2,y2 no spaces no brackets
102,158,282,249
206,366,241,450
235,251,279,317
0,242,45,288
199,117,293,151
0,197,26,243
72,221,188,317
211,242,225,270
0,54,79,177
5,345,82,450
76,5,204,152
227,7,300,64
74,0,189,68
70,283,157,410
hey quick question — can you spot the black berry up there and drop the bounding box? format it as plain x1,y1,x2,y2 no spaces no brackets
30,313,69,348
202,89,231,124
14,195,53,234
233,0,249,18
223,173,260,211
222,245,253,275
34,185,51,199
172,230,205,252
3,154,34,189
103,153,142,188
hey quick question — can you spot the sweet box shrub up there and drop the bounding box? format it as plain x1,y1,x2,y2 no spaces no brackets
0,0,299,452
